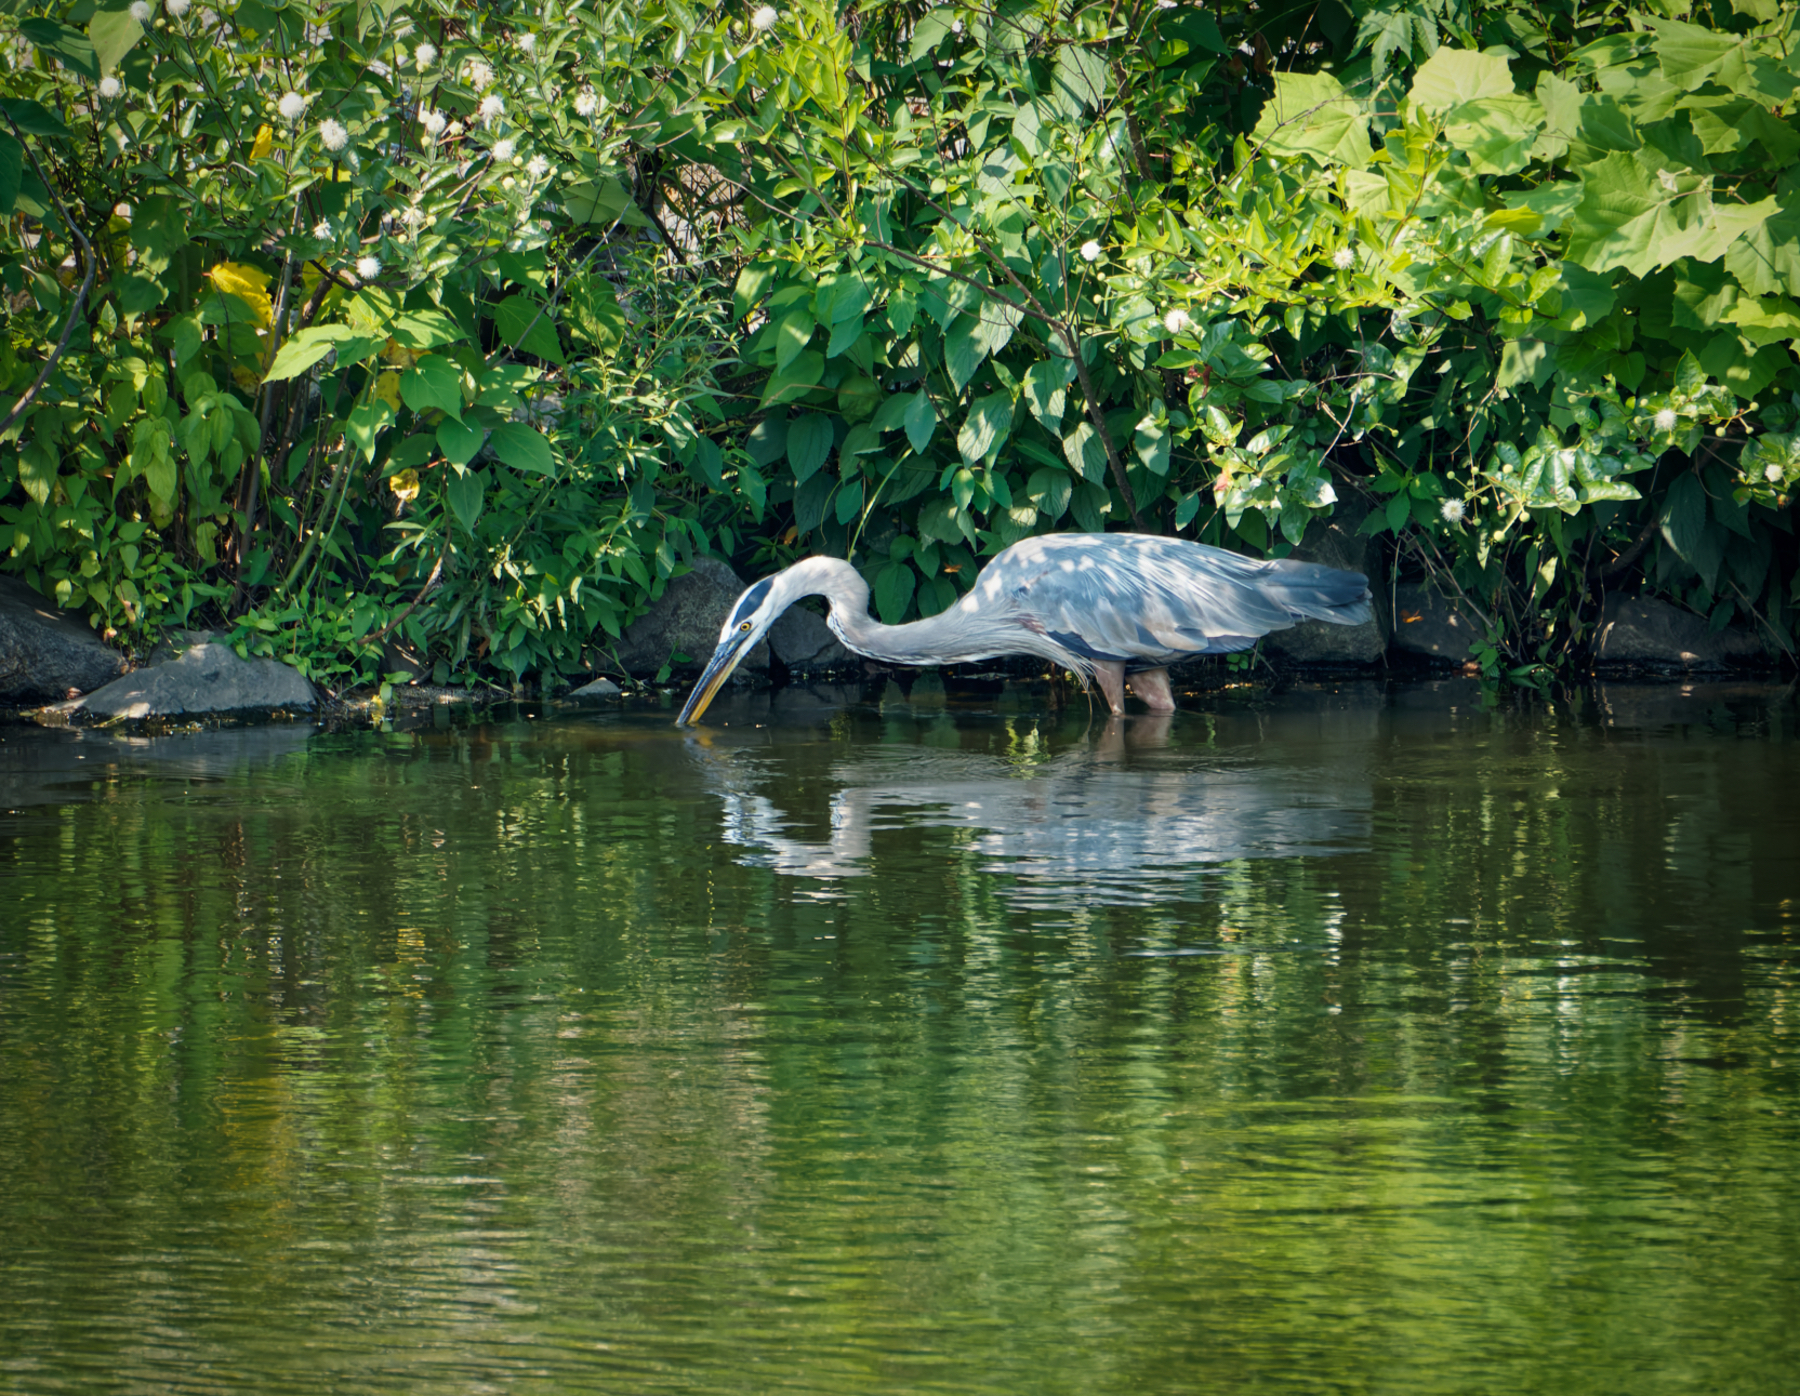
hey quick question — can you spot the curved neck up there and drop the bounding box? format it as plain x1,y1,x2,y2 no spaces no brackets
773,557,1034,668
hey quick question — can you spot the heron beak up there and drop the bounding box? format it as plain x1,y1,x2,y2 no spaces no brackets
676,634,753,727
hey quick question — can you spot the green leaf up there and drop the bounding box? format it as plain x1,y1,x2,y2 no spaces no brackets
1408,48,1515,112
1052,44,1112,118
263,325,356,382
0,98,69,139
346,400,395,462
561,175,651,227
945,314,988,393
957,392,1012,467
447,467,485,529
1658,197,1779,269
774,308,814,373
1562,150,1702,277
886,285,919,337
902,390,936,455
390,307,464,350
1498,338,1555,390
400,355,463,420
1062,421,1108,483
762,350,824,408
18,19,98,78
1023,358,1073,432
835,476,865,526
87,7,143,75
874,562,915,624
787,412,833,483
1134,416,1171,476
1026,466,1072,522
489,423,557,476
1252,71,1371,168
1648,16,1751,91
437,419,484,467
0,132,21,217
1442,94,1543,176
490,296,564,366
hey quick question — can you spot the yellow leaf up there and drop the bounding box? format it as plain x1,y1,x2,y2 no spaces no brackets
374,370,404,411
381,338,416,369
250,123,274,161
207,261,273,327
389,467,421,502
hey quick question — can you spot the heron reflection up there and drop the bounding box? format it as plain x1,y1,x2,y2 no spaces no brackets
705,713,1371,908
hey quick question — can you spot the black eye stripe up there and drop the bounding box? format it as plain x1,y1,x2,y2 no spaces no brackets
728,578,774,629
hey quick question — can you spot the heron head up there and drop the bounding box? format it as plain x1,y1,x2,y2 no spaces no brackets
675,574,785,726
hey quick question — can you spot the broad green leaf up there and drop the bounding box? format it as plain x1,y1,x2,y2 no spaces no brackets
945,314,988,392
1062,421,1108,482
1658,197,1779,268
1027,466,1072,522
1562,150,1704,277
87,7,143,75
0,98,70,139
733,261,775,322
390,308,463,349
1409,48,1515,112
1052,44,1111,118
18,18,98,78
787,412,833,483
1251,71,1371,169
1728,294,1800,346
263,325,359,382
957,392,1012,467
902,390,936,454
746,416,788,467
400,355,463,420
437,419,484,467
835,475,865,526
1023,357,1073,431
1134,416,1171,476
874,562,915,624
1648,16,1751,91
774,308,814,373
447,467,485,529
562,175,651,227
491,295,565,366
761,350,823,408
870,393,911,435
1442,94,1543,176
0,132,23,216
886,285,919,336
489,422,557,476
346,400,395,462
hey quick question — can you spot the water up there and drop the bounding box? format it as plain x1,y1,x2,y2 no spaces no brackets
1,679,1797,1394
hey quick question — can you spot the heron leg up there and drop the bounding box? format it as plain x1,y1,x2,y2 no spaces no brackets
1126,667,1177,713
1092,661,1127,716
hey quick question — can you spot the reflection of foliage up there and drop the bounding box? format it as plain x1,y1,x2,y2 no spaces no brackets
1,0,1798,684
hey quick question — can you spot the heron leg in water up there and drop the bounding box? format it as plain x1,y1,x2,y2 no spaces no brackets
1126,667,1177,713
1093,662,1127,717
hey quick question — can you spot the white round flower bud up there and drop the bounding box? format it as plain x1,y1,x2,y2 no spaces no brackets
98,75,123,99
318,118,350,152
1162,307,1192,336
1079,240,1101,263
751,6,778,31
356,255,382,280
278,91,306,121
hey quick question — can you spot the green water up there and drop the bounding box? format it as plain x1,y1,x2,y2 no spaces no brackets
1,679,1797,1395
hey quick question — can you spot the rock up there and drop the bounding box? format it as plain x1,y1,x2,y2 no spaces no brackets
1263,496,1390,666
1391,582,1484,664
0,574,129,701
1592,594,1766,670
566,677,622,701
768,606,853,673
53,637,316,720
611,557,770,678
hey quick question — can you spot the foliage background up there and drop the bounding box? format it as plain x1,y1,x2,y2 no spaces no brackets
2,0,1798,688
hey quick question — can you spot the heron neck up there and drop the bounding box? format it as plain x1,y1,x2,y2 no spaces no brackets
779,557,1014,666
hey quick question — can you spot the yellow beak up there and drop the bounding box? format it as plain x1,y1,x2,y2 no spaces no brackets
675,634,754,726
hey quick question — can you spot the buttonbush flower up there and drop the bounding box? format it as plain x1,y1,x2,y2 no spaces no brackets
129,0,152,22
1332,246,1355,269
1440,498,1467,524
98,75,122,98
313,219,332,239
421,109,446,137
1766,463,1784,482
1162,307,1192,335
526,154,549,179
356,255,381,280
1653,407,1678,433
1079,240,1101,262
479,94,504,124
277,91,306,121
318,118,350,151
165,0,190,15
465,58,494,89
492,137,516,162
573,87,597,116
414,41,437,68
518,32,536,52
113,202,133,220
751,6,778,31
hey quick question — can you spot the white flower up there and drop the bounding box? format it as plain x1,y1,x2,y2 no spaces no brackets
494,137,517,162
313,219,332,239
573,87,597,116
421,109,446,136
414,41,437,68
1162,307,1192,335
128,0,151,21
97,75,122,99
165,0,190,15
356,255,381,280
318,118,349,152
447,120,465,137
951,18,964,33
518,32,536,52
479,94,504,124
113,201,133,220
1079,239,1101,263
465,58,494,89
1157,0,1177,8
1440,497,1467,524
750,5,778,31
277,90,306,121
400,205,426,228
526,153,549,178
1765,463,1783,483
1653,406,1679,433
1332,246,1355,269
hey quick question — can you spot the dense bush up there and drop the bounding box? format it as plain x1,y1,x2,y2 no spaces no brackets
2,0,1797,688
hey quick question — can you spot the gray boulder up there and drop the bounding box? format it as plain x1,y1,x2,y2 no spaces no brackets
610,557,771,678
0,574,130,701
768,606,853,673
58,637,316,720
1391,582,1484,663
1263,496,1390,665
566,676,622,701
1593,594,1766,669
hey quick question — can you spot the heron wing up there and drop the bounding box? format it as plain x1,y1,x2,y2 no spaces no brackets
984,534,1368,662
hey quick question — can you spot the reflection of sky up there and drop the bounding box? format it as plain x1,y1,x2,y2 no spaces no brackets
709,723,1370,910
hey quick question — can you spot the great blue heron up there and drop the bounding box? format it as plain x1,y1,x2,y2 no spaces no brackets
676,532,1372,725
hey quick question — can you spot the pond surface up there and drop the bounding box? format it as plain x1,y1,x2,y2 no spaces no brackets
1,679,1797,1394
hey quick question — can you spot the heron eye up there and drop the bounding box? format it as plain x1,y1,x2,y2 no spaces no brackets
739,621,752,633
